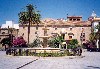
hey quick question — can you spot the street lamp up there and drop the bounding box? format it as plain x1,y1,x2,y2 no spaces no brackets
80,28,84,47
80,35,83,46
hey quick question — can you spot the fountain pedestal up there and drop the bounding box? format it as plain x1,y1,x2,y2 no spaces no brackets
39,36,50,48
36,24,60,53
43,37,48,48
39,25,50,48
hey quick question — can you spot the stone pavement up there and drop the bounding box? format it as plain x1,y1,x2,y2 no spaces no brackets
0,51,38,69
0,51,100,69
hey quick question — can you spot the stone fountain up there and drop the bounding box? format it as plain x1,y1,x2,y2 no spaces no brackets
39,24,50,48
32,24,60,53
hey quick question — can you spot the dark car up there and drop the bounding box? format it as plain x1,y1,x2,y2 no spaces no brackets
83,41,99,52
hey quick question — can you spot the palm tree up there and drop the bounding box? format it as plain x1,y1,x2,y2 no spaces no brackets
18,4,41,43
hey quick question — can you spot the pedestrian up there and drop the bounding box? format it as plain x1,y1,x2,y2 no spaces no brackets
76,45,82,56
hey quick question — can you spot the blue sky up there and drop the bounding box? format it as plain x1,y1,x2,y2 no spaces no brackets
0,0,100,25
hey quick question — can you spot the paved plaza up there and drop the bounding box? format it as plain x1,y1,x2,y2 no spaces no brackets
0,50,100,69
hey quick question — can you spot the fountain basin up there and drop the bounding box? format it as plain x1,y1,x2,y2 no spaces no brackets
29,48,60,53
39,36,51,38
39,36,51,48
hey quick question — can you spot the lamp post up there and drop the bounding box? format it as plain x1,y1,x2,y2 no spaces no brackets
80,35,83,46
80,31,84,47
80,27,84,47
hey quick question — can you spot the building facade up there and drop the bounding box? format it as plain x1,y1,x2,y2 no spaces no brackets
0,21,19,42
0,27,19,42
19,16,91,44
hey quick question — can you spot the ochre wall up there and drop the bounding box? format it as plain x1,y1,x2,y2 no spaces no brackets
19,26,91,44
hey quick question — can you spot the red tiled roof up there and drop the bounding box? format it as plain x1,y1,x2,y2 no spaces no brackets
19,18,91,27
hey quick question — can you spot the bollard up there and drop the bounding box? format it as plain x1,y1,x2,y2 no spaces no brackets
6,49,8,55
19,49,22,56
14,49,16,56
26,49,28,56
9,49,11,55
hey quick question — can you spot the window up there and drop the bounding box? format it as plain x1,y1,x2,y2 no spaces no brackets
81,33,82,36
22,33,24,36
55,27,57,30
70,18,72,21
83,39,85,41
70,27,72,31
69,36,72,40
83,33,85,37
77,19,80,21
73,19,76,21
2,32,5,34
81,33,85,37
81,33,85,41
83,33,85,41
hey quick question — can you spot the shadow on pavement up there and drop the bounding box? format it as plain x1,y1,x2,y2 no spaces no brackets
87,66,100,69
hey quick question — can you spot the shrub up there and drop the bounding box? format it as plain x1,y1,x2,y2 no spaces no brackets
67,44,77,49
13,36,27,47
0,37,11,46
29,38,41,48
48,36,64,48
67,39,79,49
69,39,78,45
34,52,64,57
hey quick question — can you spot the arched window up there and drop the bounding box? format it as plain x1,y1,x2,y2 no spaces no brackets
2,32,5,34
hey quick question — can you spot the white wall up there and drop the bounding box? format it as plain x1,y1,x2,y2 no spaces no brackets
1,21,19,29
92,22,99,32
